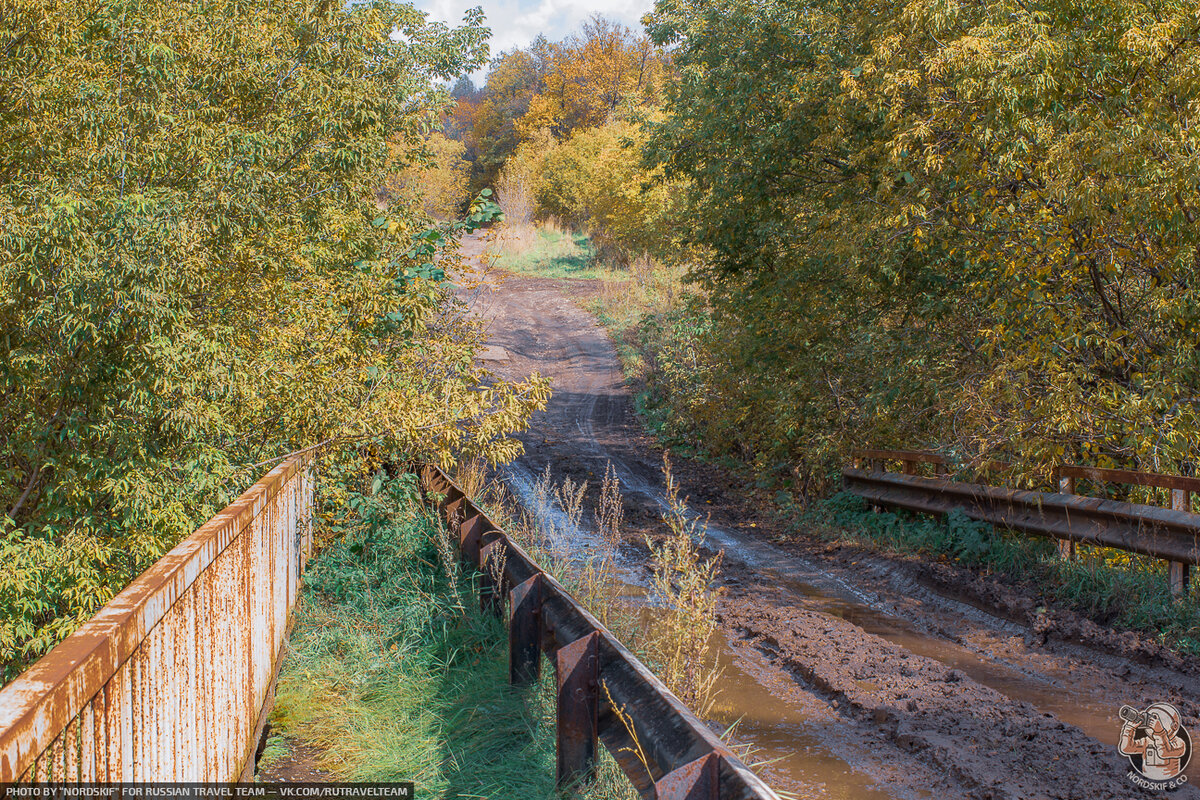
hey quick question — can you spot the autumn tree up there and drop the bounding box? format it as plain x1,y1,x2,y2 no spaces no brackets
645,0,1200,485
0,0,549,675
518,17,668,138
536,113,687,262
443,76,483,162
470,48,547,186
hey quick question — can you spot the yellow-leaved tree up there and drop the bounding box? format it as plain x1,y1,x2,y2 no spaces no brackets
0,0,550,679
644,0,1200,488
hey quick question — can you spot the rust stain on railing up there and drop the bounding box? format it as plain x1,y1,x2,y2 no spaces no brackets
0,455,313,782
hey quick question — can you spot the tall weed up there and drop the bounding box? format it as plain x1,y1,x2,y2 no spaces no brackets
643,456,725,715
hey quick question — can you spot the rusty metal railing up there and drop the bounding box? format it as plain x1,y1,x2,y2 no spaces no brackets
0,455,313,781
845,449,1198,596
419,465,780,800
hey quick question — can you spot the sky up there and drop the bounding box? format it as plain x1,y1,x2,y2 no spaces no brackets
417,0,656,78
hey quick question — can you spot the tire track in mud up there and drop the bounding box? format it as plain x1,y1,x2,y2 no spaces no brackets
721,596,1122,799
463,244,1200,798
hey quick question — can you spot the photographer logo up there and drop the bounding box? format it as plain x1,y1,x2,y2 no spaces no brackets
1118,703,1192,791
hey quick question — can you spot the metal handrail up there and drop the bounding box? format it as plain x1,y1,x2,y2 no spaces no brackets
0,455,313,781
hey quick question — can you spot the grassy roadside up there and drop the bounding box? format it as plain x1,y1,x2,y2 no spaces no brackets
490,223,616,281
261,469,635,799
487,221,1200,658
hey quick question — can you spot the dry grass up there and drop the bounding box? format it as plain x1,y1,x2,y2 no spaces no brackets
466,458,725,716
642,454,725,716
493,217,572,259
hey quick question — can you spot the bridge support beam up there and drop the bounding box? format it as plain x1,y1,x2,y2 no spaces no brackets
556,632,599,789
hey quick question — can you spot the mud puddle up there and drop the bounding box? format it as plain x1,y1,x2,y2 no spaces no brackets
612,461,1126,751
707,638,936,799
505,462,937,798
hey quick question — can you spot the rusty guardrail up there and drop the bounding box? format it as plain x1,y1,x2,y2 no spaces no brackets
419,465,780,800
0,455,313,781
844,449,1198,596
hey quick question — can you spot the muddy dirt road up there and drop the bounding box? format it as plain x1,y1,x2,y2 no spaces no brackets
463,239,1199,799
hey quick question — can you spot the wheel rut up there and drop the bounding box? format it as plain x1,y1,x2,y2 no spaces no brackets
461,239,1200,798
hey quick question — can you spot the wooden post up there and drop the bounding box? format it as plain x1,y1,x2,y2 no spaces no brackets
1169,489,1192,597
1056,474,1077,561
902,459,916,476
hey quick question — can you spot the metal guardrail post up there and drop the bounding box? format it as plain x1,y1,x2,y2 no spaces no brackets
444,495,465,529
459,512,489,565
556,631,600,788
1056,473,1077,560
656,752,720,800
510,574,543,686
1170,489,1192,596
479,536,507,617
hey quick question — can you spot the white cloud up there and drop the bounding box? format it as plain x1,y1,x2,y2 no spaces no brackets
419,0,655,77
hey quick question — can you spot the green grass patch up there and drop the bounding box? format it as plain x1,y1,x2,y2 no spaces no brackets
815,493,1200,656
493,226,618,280
266,471,635,799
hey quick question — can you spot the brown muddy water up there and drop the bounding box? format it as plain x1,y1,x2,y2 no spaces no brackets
504,459,1200,797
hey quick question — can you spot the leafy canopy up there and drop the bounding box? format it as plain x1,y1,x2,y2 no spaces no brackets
644,0,1200,486
0,0,549,677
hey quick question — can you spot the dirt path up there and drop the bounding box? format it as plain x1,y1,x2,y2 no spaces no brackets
463,237,1199,798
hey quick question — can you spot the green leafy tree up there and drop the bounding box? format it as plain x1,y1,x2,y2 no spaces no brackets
645,0,1200,487
0,0,549,678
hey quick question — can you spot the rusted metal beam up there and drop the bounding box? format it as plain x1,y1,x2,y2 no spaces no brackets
843,468,1200,566
1058,464,1200,494
1170,489,1193,596
459,513,491,565
1055,475,1077,560
656,752,719,800
509,575,543,686
419,466,781,800
556,632,599,787
478,535,507,617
